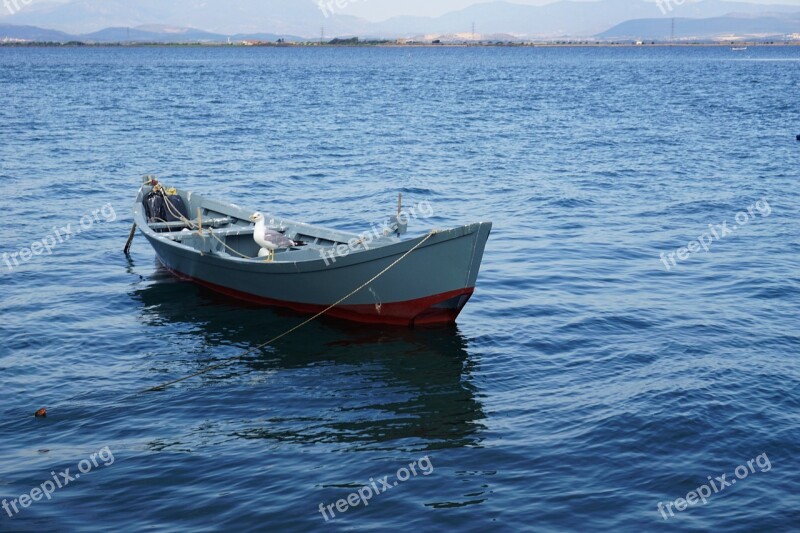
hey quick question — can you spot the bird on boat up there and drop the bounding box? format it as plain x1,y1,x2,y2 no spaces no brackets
249,212,296,260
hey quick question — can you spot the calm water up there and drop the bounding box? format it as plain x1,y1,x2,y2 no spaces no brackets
0,46,798,532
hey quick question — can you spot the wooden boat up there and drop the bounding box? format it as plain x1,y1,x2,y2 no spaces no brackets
132,178,491,326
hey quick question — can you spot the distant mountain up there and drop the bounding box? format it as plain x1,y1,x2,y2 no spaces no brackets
374,0,654,37
374,0,800,38
598,13,800,40
0,0,371,36
2,0,800,38
0,23,308,43
0,23,72,41
82,26,228,43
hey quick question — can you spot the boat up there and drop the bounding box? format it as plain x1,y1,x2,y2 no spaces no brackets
131,177,492,327
731,46,747,51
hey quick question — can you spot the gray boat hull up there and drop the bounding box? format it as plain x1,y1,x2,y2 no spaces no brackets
134,184,491,326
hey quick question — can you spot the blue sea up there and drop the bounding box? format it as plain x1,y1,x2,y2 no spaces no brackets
0,45,798,532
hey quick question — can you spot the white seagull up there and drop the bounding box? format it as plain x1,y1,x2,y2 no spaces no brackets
249,212,296,260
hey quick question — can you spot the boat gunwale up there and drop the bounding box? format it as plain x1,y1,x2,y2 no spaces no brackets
133,185,492,273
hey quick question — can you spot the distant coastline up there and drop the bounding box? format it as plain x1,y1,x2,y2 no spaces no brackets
1,40,799,48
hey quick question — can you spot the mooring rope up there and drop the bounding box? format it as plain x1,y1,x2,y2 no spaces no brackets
140,230,436,393
25,229,436,421
25,184,438,420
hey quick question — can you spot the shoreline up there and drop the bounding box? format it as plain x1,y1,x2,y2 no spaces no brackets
1,41,799,48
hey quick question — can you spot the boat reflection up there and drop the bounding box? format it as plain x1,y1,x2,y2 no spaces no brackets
130,265,486,450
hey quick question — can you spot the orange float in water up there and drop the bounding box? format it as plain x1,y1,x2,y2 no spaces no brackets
34,408,47,418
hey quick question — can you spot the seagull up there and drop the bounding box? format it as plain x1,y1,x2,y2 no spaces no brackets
249,212,296,260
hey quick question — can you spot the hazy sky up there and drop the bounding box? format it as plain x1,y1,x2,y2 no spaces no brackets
341,0,800,20
29,0,800,24
343,0,555,20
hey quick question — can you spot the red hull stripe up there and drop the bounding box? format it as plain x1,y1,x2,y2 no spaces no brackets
166,269,475,326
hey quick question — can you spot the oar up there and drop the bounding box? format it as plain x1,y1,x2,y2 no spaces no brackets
123,223,137,255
